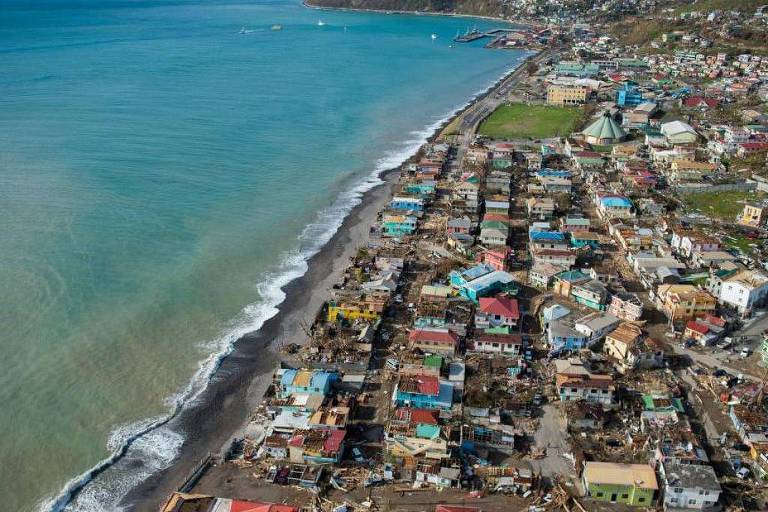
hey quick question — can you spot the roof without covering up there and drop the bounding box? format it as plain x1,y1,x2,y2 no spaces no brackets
584,462,658,489
663,461,721,491
476,332,523,346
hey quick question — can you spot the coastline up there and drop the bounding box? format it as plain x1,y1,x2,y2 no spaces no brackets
120,60,528,510
42,22,536,512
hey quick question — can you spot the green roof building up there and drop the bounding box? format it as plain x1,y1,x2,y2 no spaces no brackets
582,112,627,145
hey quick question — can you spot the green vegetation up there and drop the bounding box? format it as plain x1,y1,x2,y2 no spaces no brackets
478,103,582,140
724,234,757,256
674,0,764,15
682,189,765,221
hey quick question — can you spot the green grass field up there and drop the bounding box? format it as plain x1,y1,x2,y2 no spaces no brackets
682,189,765,221
478,103,582,140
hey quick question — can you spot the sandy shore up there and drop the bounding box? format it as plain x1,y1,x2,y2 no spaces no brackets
122,168,399,511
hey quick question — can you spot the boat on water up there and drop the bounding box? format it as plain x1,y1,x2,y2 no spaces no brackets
431,33,438,40
239,26,247,34
271,24,283,31
317,20,326,26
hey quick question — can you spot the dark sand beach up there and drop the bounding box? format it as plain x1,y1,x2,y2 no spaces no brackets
123,169,399,511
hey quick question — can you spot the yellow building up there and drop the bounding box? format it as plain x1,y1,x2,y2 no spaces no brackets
547,85,589,106
327,300,382,322
656,284,717,323
738,202,768,227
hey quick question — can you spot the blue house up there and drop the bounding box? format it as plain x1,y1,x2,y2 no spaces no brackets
394,374,454,410
535,169,572,178
279,369,337,398
547,319,589,355
616,82,644,107
570,231,601,249
530,231,569,251
389,196,424,212
449,263,495,288
449,264,516,303
405,180,437,198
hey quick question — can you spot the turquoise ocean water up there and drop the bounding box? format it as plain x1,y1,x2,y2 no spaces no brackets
0,1,525,510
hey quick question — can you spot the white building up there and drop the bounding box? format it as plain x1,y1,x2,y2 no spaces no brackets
717,270,768,316
574,312,620,343
661,461,721,511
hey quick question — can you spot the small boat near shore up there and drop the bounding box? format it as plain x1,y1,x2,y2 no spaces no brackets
271,24,283,31
317,20,326,26
431,33,438,40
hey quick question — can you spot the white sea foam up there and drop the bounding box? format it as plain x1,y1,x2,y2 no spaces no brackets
39,55,528,512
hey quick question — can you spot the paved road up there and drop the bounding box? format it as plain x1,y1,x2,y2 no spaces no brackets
529,404,576,483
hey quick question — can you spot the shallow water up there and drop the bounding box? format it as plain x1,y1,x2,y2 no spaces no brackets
0,1,525,509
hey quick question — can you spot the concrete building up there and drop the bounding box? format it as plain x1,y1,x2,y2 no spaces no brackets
547,84,589,106
661,462,721,511
583,462,658,506
717,270,768,316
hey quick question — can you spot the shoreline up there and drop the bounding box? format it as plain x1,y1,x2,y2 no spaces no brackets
121,59,528,510
121,61,516,508
45,29,536,512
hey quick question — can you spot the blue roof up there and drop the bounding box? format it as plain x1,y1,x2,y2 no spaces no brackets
536,169,572,178
465,270,514,292
556,270,589,282
530,231,566,242
280,369,334,392
280,369,297,388
600,196,632,208
461,263,495,281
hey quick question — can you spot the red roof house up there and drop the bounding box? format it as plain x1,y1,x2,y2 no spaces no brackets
476,295,520,330
408,328,459,355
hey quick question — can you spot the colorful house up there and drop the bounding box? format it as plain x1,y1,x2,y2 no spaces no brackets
571,231,601,249
529,230,568,251
547,319,589,355
279,369,337,398
405,180,437,197
382,214,417,236
475,295,520,330
449,264,516,303
616,82,644,107
596,195,634,219
408,328,459,356
161,493,299,512
327,299,382,322
571,279,610,311
583,462,657,506
288,429,346,465
389,196,424,212
394,374,454,410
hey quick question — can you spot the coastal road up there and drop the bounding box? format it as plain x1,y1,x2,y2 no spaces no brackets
453,48,555,163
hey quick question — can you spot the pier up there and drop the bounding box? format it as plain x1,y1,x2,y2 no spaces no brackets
453,28,526,43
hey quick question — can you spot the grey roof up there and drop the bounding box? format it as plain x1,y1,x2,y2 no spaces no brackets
448,216,472,228
576,312,620,331
663,461,721,491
